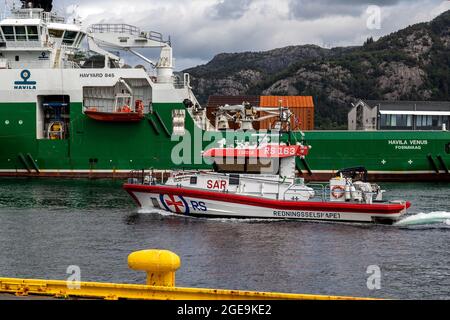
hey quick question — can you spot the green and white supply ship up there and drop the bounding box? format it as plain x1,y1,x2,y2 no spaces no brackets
0,3,449,181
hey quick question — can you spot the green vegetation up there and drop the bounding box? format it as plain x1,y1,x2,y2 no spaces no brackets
185,10,450,129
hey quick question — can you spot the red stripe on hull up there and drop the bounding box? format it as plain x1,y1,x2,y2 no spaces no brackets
1,171,448,182
123,184,410,214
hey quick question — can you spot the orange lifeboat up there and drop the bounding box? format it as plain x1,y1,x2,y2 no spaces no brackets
85,102,145,122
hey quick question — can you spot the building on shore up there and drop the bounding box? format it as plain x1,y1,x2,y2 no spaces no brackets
348,100,450,131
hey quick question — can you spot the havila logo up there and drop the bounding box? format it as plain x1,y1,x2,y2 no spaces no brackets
14,69,37,90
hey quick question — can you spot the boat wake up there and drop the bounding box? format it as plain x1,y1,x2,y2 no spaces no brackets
394,212,450,228
137,208,450,228
137,208,282,223
138,208,176,216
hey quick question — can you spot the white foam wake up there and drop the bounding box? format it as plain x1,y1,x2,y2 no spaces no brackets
395,212,450,227
137,208,175,216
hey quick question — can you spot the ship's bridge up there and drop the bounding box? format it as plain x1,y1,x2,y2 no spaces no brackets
46,22,84,48
0,8,85,69
0,16,42,49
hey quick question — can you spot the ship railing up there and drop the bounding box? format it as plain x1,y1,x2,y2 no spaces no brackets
84,104,116,113
173,75,185,89
127,169,155,185
9,10,42,20
304,183,328,202
127,169,174,185
305,183,381,203
0,58,9,69
7,60,51,69
62,60,81,69
184,73,191,88
172,73,191,89
83,100,146,114
7,10,65,23
172,170,285,186
89,24,141,36
4,41,45,48
88,24,167,43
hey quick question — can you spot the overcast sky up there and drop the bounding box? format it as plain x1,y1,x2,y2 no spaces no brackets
46,0,450,70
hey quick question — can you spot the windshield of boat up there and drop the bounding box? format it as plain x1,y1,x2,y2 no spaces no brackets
212,158,280,175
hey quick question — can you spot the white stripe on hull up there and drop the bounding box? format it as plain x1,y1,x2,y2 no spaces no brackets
131,191,404,223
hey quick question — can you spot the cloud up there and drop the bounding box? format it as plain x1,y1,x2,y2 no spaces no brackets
288,0,404,19
208,0,253,20
51,0,450,70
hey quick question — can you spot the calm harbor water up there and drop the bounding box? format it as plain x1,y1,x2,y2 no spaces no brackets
0,178,449,299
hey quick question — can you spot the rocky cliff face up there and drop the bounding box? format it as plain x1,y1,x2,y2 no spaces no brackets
184,10,450,129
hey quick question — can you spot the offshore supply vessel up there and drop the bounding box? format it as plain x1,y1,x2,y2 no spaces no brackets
0,1,449,181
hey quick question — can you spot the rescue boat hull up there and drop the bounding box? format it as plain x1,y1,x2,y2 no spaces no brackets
124,184,410,224
84,110,145,122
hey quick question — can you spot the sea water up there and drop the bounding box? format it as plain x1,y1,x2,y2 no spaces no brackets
0,178,449,299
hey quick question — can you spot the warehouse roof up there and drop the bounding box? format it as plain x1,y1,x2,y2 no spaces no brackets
260,96,314,108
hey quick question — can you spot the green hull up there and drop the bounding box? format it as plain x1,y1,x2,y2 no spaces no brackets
1,102,450,181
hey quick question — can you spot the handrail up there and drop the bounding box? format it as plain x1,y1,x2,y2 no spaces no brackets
88,24,167,43
169,171,292,185
6,9,65,23
89,24,141,35
305,183,327,202
3,41,45,48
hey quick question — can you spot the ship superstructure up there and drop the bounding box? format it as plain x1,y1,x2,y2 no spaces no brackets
0,2,213,177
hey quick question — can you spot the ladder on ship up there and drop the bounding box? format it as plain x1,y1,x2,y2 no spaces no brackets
53,49,61,68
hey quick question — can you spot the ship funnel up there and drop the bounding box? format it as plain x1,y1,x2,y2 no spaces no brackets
21,0,53,12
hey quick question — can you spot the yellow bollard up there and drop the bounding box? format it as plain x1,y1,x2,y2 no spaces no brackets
128,249,181,287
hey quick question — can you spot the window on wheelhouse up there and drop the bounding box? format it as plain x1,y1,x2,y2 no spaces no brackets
27,26,39,41
15,26,27,41
48,29,64,38
1,26,14,41
212,158,279,175
62,31,78,46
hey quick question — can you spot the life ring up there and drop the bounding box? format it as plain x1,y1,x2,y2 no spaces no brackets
331,185,345,199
